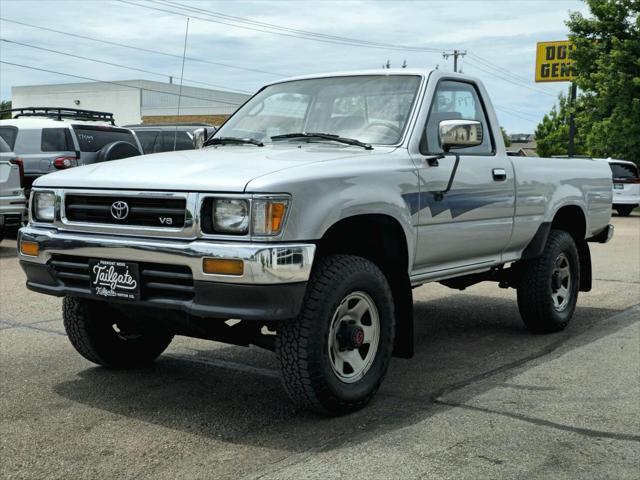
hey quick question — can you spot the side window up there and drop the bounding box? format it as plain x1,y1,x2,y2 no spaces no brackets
41,128,73,152
161,131,193,151
135,130,161,153
422,81,493,155
0,126,18,150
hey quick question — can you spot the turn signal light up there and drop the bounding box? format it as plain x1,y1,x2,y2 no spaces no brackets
20,241,39,256
202,258,244,276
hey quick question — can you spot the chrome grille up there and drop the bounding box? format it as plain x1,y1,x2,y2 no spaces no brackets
65,194,186,228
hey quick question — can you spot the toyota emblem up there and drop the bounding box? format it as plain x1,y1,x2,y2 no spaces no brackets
110,201,129,220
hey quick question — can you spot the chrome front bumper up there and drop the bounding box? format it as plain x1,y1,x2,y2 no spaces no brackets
18,226,315,285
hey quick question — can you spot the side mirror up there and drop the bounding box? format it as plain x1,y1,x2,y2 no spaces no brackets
193,128,209,149
438,119,483,152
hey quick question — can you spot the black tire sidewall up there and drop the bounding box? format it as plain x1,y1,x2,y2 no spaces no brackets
547,234,580,326
313,268,394,403
279,255,395,413
518,230,580,333
63,297,173,368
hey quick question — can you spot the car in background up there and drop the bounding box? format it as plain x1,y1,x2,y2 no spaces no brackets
125,123,217,154
0,108,143,188
599,158,639,216
0,136,27,242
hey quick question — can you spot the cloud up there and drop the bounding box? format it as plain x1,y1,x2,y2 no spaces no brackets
0,0,588,131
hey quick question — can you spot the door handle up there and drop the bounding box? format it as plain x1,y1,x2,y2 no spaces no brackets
492,168,507,181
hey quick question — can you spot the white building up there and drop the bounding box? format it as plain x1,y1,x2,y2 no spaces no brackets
11,79,251,126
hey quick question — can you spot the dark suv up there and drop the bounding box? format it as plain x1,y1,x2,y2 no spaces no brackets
126,123,216,154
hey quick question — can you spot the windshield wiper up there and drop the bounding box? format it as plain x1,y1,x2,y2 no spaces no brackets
271,132,373,150
204,136,264,147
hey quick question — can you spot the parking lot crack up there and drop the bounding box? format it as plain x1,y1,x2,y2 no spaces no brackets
434,400,640,442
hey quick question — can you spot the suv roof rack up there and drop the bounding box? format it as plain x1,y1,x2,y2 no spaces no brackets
124,122,213,127
0,107,115,125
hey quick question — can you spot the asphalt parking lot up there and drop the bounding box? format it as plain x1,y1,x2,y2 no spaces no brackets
1,214,638,480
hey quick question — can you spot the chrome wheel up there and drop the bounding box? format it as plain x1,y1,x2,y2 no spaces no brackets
551,252,571,311
327,291,380,384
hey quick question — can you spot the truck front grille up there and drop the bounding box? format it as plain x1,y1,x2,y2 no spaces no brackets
65,194,186,228
49,255,195,301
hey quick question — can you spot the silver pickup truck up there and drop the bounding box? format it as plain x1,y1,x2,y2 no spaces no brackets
18,70,614,415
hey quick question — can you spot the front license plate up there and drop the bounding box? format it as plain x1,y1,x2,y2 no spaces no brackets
614,183,624,189
89,259,140,301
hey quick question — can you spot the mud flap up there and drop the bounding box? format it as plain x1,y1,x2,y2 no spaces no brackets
577,240,592,292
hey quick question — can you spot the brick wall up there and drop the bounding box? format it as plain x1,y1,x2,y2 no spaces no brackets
141,114,230,125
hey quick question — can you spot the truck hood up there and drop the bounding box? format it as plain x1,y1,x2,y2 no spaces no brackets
33,145,391,192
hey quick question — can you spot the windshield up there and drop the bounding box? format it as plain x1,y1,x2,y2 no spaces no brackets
215,75,422,146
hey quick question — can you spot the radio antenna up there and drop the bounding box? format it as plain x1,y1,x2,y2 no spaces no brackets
173,17,190,151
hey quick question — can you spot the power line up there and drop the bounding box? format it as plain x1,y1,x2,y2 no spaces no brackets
0,38,252,94
467,52,557,94
493,105,541,123
0,17,287,77
136,1,559,99
153,0,445,52
464,58,558,98
0,61,245,107
493,103,540,121
122,0,443,53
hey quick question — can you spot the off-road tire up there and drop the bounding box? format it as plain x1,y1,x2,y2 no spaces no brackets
517,230,580,334
276,255,395,416
63,296,173,368
616,206,633,217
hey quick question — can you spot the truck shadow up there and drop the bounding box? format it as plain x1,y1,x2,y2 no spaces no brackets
53,294,629,453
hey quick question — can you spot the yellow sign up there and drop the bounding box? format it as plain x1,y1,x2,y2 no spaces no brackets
535,40,576,82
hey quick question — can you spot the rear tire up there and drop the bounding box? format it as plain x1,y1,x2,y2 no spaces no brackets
63,297,173,368
276,255,395,415
517,230,580,334
616,206,634,217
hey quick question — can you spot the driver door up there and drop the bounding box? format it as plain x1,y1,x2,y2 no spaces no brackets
411,80,515,273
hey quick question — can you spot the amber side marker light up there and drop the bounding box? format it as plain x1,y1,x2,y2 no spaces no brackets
203,258,244,276
20,241,39,256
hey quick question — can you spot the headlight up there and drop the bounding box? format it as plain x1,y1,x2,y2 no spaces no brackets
33,191,55,222
252,198,288,236
212,199,249,234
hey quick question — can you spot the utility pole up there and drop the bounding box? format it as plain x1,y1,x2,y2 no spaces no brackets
442,50,467,73
567,82,577,157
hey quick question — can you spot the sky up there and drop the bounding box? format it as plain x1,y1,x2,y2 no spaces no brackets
0,0,589,133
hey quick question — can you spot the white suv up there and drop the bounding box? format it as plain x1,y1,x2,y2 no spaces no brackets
0,108,142,188
599,158,640,216
0,136,27,241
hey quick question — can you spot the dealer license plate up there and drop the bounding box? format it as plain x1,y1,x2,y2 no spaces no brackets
89,259,140,301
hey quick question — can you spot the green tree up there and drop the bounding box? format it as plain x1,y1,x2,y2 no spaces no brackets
0,100,11,119
500,127,512,147
568,0,640,163
535,93,587,157
535,0,639,163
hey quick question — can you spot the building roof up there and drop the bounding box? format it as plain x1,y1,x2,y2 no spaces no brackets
12,79,252,117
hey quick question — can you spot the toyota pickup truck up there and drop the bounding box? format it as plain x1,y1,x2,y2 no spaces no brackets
18,70,614,415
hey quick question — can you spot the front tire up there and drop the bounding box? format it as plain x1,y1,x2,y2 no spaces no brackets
517,230,580,334
63,297,173,368
276,255,395,415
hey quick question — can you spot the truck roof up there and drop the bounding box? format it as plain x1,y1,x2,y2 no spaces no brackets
273,68,436,83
